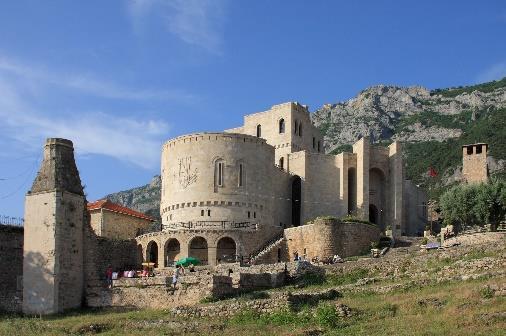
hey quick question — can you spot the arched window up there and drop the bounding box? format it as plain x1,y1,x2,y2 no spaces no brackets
279,157,284,170
298,123,302,137
279,119,285,133
294,120,298,135
256,124,262,137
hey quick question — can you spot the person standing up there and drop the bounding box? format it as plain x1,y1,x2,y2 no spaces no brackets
106,265,113,288
172,265,185,288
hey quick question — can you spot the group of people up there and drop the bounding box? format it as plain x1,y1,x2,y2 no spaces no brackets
105,265,154,288
293,251,344,265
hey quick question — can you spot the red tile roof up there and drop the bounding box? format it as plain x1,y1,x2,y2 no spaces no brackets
87,199,154,221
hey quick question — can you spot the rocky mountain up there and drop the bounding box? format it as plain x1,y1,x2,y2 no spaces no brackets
105,78,506,214
105,175,161,222
312,78,506,152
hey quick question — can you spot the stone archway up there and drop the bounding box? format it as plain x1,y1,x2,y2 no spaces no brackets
369,204,379,225
369,167,386,230
189,236,208,265
216,237,236,263
146,241,158,267
164,239,181,267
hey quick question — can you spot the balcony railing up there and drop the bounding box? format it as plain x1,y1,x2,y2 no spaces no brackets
162,220,257,231
0,215,24,227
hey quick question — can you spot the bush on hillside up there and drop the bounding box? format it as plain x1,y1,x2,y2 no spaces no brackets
440,179,506,231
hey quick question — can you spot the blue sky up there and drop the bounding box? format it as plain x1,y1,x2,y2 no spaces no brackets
1,0,505,218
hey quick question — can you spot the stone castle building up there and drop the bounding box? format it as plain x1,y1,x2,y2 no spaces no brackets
136,102,427,267
13,101,429,315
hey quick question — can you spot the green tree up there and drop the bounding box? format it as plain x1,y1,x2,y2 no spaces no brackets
440,179,506,231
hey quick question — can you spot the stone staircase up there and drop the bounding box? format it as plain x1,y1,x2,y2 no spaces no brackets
250,232,285,264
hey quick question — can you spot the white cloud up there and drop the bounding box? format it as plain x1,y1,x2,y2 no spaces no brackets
0,56,194,101
0,62,170,169
127,0,227,53
476,62,506,83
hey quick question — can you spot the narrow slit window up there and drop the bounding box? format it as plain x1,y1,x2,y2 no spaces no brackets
201,209,204,216
256,124,262,137
279,157,284,170
247,211,250,218
207,210,211,216
312,137,316,149
238,163,244,186
317,141,321,152
279,118,285,133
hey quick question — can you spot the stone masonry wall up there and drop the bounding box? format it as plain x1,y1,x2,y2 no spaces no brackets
284,218,380,261
0,225,23,312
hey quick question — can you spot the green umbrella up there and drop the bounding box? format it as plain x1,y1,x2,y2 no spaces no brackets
175,257,201,267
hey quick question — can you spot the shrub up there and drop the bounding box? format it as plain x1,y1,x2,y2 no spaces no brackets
479,286,495,299
421,237,428,245
315,304,338,327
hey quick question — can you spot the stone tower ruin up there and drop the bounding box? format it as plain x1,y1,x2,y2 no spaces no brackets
462,143,488,184
23,138,85,315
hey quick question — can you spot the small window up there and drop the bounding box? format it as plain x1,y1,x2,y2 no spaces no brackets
207,210,211,216
312,137,315,149
294,120,298,135
256,124,262,137
215,160,224,187
467,146,473,155
201,209,204,216
279,118,285,133
317,141,321,152
279,157,284,170
238,163,244,187
253,212,256,218
247,211,251,218
476,145,482,154
298,123,302,136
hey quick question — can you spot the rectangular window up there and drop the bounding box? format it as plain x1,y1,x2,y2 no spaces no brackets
247,211,250,218
476,145,482,154
312,137,315,149
253,212,256,218
201,209,204,216
239,164,243,186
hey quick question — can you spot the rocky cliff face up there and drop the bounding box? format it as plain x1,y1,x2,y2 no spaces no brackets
312,81,506,153
105,175,161,221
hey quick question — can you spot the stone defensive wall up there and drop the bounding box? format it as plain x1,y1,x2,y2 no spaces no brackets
255,218,381,264
0,225,23,312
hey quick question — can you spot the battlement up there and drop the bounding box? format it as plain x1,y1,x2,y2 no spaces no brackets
163,132,268,149
462,143,488,156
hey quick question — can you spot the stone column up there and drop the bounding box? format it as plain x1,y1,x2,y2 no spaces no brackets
389,142,404,238
353,138,370,221
208,245,217,266
23,138,85,315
